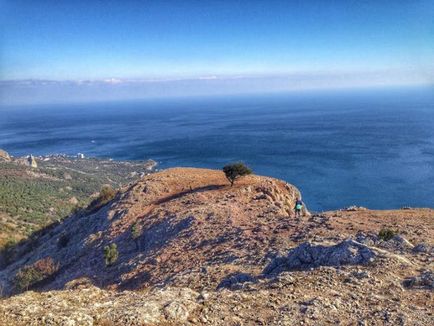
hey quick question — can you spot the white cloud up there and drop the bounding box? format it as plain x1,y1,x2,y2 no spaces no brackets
198,76,218,80
103,78,123,84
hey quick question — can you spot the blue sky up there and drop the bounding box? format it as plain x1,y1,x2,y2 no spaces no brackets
1,0,433,104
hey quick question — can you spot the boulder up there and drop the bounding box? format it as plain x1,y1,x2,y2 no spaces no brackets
412,243,432,254
355,232,414,252
390,235,414,250
403,270,434,289
217,272,257,290
263,239,376,275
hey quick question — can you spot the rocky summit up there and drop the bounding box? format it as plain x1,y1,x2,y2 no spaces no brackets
0,168,433,325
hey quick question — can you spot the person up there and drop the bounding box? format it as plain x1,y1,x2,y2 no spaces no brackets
294,198,303,218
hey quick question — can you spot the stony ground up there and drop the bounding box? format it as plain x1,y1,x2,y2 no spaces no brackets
0,168,432,325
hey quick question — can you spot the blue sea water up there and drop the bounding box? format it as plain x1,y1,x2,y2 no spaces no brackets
1,87,433,211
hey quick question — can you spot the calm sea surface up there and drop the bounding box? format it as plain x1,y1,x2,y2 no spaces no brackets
1,87,433,211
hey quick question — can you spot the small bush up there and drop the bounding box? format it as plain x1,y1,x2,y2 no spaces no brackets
131,223,141,250
99,185,117,203
103,243,118,266
131,223,141,239
87,185,117,213
14,257,59,291
222,162,252,187
378,228,397,241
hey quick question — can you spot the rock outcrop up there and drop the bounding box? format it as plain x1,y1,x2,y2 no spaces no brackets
355,232,415,252
263,239,376,275
403,270,434,289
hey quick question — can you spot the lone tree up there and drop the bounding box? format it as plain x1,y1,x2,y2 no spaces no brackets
223,162,252,187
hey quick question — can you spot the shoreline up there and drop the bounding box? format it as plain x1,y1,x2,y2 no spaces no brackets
1,149,433,212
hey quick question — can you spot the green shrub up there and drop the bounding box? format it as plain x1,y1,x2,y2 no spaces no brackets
222,162,252,187
378,228,398,241
103,243,118,266
99,185,117,203
131,223,141,250
131,223,141,239
87,185,117,213
14,257,59,291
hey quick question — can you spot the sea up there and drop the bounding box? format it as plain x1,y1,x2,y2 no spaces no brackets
1,86,433,212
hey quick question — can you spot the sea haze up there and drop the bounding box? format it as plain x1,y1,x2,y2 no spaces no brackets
1,87,433,212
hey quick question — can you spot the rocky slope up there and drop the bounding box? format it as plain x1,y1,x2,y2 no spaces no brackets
0,168,433,325
0,168,303,293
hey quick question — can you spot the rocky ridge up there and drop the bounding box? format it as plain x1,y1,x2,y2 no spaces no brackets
0,168,432,325
0,168,303,294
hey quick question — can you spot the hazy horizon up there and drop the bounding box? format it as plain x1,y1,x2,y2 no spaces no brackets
1,1,433,105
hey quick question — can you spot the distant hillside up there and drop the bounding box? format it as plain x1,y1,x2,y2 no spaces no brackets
0,151,156,247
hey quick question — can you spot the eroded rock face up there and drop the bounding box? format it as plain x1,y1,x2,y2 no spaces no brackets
263,239,376,275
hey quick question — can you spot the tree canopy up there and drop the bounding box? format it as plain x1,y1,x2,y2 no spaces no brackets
223,162,252,186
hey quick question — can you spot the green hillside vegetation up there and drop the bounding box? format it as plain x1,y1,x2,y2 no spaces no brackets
0,157,155,248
